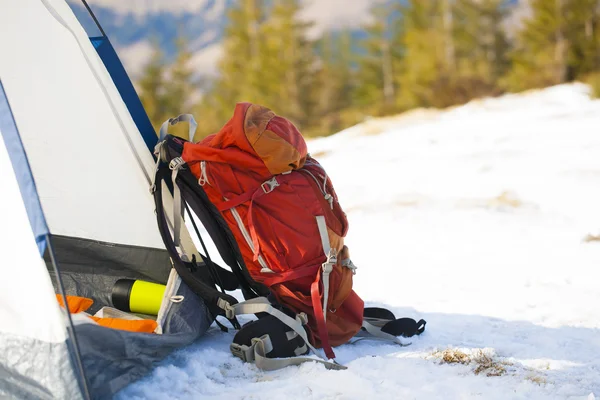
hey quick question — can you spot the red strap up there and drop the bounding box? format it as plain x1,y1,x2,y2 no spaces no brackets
311,272,335,359
215,173,299,212
214,186,267,261
216,173,303,262
216,190,255,212
261,264,320,286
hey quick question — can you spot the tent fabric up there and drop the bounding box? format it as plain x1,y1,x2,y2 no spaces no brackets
78,280,212,399
0,0,163,248
90,36,158,153
0,80,49,255
46,234,171,314
0,108,82,399
0,1,215,398
0,333,82,400
0,0,173,307
0,107,67,347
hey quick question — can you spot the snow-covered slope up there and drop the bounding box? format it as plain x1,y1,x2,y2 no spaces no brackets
117,84,600,399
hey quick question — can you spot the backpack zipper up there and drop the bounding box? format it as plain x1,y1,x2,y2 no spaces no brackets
300,168,334,209
199,160,209,186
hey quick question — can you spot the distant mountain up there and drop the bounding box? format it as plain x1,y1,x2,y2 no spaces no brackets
67,0,233,77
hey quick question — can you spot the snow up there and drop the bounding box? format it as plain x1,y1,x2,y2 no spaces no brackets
117,83,600,399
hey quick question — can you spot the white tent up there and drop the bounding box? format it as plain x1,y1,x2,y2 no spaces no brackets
0,1,212,398
0,82,81,398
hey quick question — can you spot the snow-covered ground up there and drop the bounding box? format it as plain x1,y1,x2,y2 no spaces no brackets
118,83,600,399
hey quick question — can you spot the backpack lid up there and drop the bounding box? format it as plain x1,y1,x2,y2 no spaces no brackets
200,103,308,176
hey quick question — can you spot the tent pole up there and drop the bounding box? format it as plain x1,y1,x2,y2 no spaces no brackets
80,0,106,37
46,234,92,400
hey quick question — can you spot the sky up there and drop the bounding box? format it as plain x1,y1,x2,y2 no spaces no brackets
89,0,375,33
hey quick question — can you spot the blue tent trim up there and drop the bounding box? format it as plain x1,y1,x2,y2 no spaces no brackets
90,36,158,153
0,80,50,255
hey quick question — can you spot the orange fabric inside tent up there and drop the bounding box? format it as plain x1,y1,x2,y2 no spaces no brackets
56,294,93,313
56,294,157,334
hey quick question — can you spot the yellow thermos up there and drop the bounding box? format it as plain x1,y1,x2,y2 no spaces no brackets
111,279,166,316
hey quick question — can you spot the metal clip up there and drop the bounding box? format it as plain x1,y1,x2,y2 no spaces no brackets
261,177,280,194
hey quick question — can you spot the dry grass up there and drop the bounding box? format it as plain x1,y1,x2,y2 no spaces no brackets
525,374,547,385
431,348,511,377
310,150,330,159
430,348,554,386
394,199,422,208
456,190,526,211
487,191,522,209
434,348,471,365
357,108,442,136
583,233,600,243
472,351,508,377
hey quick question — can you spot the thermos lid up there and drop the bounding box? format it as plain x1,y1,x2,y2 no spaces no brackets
111,278,135,312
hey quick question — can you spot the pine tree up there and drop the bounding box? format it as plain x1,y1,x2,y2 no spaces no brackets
138,41,168,131
160,37,199,139
449,0,510,101
567,0,600,77
454,0,510,83
138,37,198,138
575,0,600,97
504,0,600,92
195,0,318,138
396,0,449,108
504,0,574,91
194,0,269,139
355,2,403,115
313,30,357,135
216,0,269,105
261,0,315,126
163,37,196,117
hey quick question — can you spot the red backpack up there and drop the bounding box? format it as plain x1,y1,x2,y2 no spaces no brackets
153,104,425,369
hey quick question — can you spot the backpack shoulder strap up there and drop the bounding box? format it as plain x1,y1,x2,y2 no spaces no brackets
152,152,240,319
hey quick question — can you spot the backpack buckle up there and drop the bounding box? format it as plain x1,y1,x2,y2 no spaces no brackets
217,298,236,319
230,342,255,362
326,248,337,266
169,157,185,171
296,312,309,325
261,177,279,194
